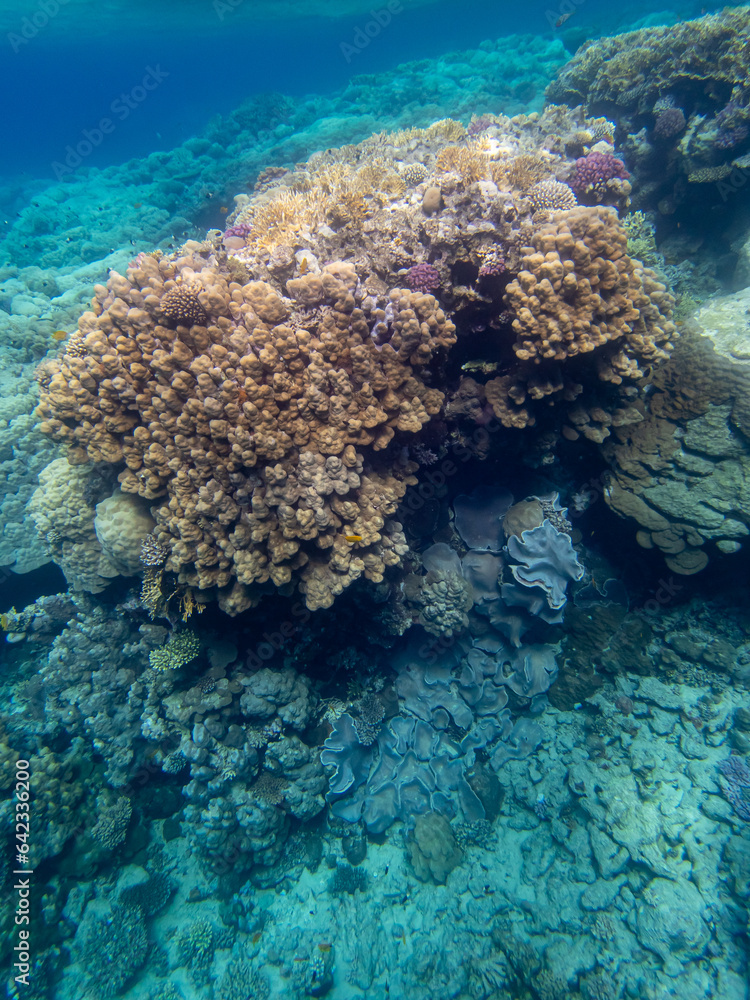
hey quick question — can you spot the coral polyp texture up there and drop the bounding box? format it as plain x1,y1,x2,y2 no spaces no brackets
567,152,629,204
36,255,454,612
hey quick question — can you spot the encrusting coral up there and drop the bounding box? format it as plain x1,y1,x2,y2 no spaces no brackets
600,291,750,573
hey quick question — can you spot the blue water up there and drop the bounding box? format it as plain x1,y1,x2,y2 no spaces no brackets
2,0,713,179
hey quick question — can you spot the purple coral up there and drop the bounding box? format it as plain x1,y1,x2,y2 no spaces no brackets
478,257,506,278
405,263,441,295
467,116,494,136
718,754,750,820
223,221,252,241
654,106,686,139
715,101,750,150
568,152,630,198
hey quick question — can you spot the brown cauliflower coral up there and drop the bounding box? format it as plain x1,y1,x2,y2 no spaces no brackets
505,206,675,377
36,254,455,614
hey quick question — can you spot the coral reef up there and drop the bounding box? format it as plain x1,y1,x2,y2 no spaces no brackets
547,9,750,117
3,22,750,1000
33,100,681,613
546,7,750,221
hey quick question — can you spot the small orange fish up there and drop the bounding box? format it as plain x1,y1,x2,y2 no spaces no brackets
318,943,332,953
299,257,309,275
556,9,575,27
219,206,229,215
345,535,363,543
252,931,262,944
51,330,67,341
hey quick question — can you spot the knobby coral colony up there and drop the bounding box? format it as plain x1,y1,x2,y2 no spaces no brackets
36,106,675,615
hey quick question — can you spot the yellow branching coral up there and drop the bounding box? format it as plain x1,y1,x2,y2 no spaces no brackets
426,118,467,142
435,146,489,183
239,159,407,253
500,153,555,192
149,630,200,671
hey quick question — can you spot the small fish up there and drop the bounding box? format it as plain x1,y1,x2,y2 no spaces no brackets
219,206,229,215
299,257,309,275
461,359,499,374
345,534,363,543
556,9,575,27
51,330,68,341
252,931,262,944
133,202,142,209
318,943,332,953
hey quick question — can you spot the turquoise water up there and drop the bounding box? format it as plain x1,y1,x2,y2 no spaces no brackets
1,2,749,998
